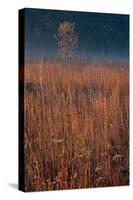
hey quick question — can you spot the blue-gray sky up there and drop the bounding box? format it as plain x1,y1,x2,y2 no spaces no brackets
25,8,129,63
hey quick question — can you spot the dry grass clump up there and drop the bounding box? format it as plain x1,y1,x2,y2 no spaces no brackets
24,62,129,191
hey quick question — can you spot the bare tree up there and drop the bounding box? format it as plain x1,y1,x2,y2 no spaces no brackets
54,21,78,64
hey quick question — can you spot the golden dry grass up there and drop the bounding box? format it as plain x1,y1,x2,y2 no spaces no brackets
24,62,129,191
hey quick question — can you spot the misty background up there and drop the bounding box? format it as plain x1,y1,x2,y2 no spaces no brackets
25,8,129,64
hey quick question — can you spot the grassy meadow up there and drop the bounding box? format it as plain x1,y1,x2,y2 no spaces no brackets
24,62,129,191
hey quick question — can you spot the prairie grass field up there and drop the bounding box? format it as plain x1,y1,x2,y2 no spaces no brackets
24,62,129,191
